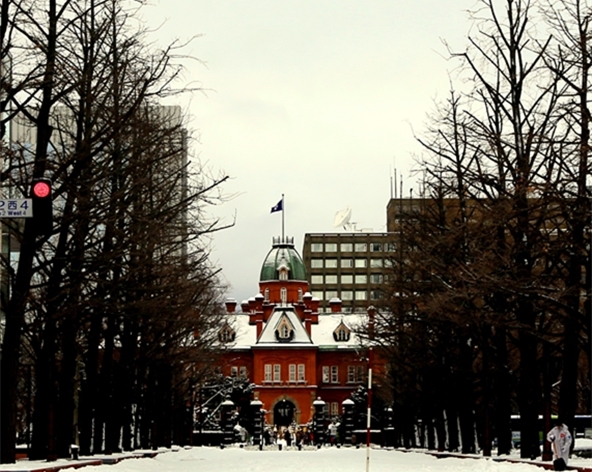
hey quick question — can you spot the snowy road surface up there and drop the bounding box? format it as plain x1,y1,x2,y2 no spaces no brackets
34,446,591,472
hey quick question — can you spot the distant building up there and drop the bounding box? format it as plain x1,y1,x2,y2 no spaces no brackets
217,236,380,426
302,232,396,313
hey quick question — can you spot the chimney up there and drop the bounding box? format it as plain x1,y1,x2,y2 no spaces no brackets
248,297,257,312
310,296,320,313
241,300,249,313
254,293,264,311
329,298,342,313
225,298,237,313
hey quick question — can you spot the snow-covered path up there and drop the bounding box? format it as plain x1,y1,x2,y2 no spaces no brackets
36,446,589,472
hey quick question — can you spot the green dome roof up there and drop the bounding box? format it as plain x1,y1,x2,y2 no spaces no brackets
260,237,307,281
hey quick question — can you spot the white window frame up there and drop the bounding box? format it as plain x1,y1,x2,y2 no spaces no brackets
264,364,272,382
331,402,339,416
298,364,305,382
331,365,339,384
348,366,356,383
273,364,281,382
322,366,330,383
289,364,296,382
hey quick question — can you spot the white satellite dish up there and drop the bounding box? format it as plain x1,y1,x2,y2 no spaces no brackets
333,207,352,228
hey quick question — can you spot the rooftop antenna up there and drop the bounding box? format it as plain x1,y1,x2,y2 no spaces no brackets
333,207,354,231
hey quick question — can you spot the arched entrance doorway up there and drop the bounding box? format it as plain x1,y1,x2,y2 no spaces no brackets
273,399,295,427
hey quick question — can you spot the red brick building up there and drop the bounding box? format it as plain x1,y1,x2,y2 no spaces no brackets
218,236,376,426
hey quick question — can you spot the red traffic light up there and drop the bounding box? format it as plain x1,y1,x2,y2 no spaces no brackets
32,180,51,198
30,178,53,236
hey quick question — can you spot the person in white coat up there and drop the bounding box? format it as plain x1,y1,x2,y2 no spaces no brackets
547,420,572,467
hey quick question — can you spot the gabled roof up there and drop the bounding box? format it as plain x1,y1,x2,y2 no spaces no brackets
257,306,313,345
224,311,367,350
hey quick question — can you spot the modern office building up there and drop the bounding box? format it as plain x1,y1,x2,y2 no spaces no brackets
302,232,396,313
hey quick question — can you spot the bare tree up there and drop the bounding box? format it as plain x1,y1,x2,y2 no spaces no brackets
1,0,228,463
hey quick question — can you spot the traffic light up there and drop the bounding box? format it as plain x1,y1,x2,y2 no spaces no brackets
31,178,53,236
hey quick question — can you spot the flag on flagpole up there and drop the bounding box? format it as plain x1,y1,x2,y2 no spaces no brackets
271,199,283,213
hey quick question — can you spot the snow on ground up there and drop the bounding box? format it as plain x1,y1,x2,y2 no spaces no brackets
3,445,591,472
2,441,592,472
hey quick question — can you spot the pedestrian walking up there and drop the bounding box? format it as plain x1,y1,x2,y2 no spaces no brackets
547,419,572,471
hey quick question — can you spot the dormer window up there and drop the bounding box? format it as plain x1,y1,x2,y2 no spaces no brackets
281,324,290,338
218,324,236,343
279,268,288,281
333,321,351,342
275,315,295,342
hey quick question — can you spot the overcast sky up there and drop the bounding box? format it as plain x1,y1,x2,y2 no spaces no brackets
141,1,475,304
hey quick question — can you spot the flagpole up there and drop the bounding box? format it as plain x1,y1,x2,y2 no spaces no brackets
281,194,285,242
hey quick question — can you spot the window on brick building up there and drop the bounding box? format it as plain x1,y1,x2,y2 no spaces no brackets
322,366,330,383
348,365,365,383
298,364,305,381
331,402,339,417
265,364,272,382
273,364,281,382
289,364,296,382
331,366,339,383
